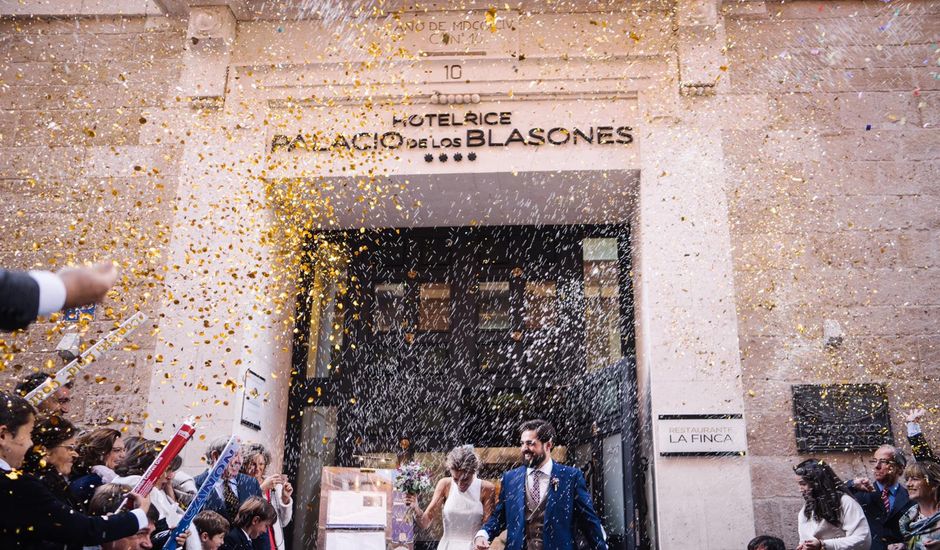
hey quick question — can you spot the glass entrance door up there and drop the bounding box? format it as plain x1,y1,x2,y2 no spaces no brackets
285,225,641,550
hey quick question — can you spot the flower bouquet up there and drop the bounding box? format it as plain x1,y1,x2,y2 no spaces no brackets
394,461,433,523
394,461,433,495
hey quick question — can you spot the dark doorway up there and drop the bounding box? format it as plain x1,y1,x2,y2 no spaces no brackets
285,225,645,549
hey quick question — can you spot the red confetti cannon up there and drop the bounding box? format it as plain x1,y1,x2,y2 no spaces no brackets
117,419,196,512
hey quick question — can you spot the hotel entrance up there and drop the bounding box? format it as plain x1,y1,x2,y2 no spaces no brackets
285,224,644,549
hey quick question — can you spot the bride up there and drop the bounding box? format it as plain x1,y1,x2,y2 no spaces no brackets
406,445,496,549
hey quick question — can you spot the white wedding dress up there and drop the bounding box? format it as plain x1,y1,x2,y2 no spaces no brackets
437,476,484,550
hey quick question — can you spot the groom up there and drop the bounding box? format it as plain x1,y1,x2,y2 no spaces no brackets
474,419,608,550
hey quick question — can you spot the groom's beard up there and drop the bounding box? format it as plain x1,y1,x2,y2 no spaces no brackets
522,450,546,468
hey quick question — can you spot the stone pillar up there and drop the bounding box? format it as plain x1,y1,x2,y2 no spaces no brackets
635,1,755,547
144,54,294,470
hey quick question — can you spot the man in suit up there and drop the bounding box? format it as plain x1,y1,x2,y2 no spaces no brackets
15,372,73,415
474,419,607,550
0,262,117,331
847,444,914,550
194,437,266,548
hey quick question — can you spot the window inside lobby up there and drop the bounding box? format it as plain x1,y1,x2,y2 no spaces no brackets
583,237,624,371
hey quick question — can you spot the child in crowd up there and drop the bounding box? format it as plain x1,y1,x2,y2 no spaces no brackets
222,497,277,550
193,510,230,550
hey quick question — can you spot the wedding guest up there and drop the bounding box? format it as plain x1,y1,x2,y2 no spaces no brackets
847,445,912,550
748,535,786,550
112,437,200,550
0,262,117,331
22,415,79,510
86,483,162,550
407,444,495,544
193,511,230,550
15,373,73,416
893,461,940,550
0,392,152,549
795,458,871,550
70,427,126,510
240,443,293,550
222,497,277,550
194,437,262,525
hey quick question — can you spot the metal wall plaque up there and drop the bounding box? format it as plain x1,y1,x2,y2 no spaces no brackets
792,383,893,453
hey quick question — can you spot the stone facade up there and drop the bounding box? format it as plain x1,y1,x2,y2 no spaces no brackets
0,2,937,548
724,2,940,547
0,15,187,429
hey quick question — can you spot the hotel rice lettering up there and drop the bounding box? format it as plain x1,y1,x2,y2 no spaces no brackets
270,111,634,153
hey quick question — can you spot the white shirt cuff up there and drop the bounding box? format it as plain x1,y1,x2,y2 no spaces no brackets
28,271,66,316
130,508,148,529
907,422,922,437
475,530,489,541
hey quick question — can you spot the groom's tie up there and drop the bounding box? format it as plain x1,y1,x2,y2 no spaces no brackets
529,470,543,510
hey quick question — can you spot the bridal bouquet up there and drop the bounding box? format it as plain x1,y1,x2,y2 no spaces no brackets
393,461,433,495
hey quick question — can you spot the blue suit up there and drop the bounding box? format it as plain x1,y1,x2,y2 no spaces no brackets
481,462,608,550
847,480,913,550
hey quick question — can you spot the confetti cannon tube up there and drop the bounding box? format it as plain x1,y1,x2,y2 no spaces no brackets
24,311,148,408
116,419,196,512
162,435,240,550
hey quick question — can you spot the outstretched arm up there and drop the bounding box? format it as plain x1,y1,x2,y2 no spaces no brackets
906,409,939,463
572,470,608,550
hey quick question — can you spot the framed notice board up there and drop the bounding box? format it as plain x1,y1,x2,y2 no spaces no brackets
317,467,413,550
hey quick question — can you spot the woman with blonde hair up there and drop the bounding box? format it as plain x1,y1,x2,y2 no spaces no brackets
406,445,496,549
893,461,940,550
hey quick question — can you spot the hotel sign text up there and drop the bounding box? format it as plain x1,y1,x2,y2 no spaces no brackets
271,111,634,154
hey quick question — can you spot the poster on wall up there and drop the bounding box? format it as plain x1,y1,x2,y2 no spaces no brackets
326,490,387,528
240,369,265,431
324,531,386,550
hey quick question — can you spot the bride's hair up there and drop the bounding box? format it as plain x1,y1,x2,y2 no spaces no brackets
446,444,479,473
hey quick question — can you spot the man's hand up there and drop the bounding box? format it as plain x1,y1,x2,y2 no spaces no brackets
127,491,151,514
59,262,118,308
923,539,940,549
801,538,822,550
175,530,190,546
852,477,875,492
474,535,491,549
906,408,927,424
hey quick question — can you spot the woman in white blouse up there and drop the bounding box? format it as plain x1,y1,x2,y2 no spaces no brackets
795,459,872,550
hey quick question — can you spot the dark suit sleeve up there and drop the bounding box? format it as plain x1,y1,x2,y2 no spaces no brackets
14,474,141,544
909,430,939,463
481,474,509,541
571,470,608,550
0,268,41,331
245,474,262,497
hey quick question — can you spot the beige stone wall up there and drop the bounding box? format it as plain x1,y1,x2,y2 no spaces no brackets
724,1,940,545
0,14,186,430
